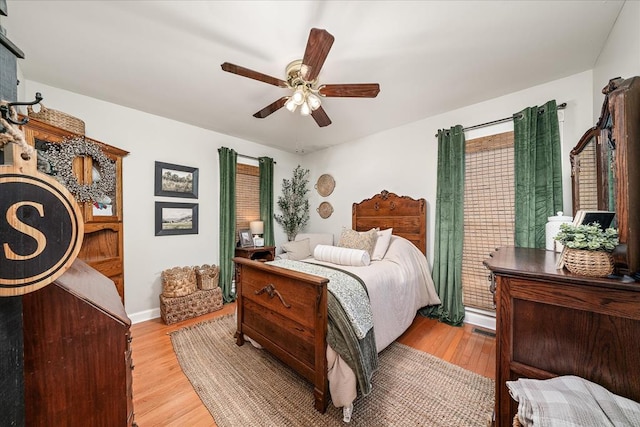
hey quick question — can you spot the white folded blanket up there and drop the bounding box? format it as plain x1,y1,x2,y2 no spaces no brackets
507,375,640,426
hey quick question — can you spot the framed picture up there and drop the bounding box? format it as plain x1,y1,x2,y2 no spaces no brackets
155,161,198,198
155,202,198,236
238,229,253,247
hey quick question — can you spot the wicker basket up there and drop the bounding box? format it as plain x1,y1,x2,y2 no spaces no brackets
161,266,197,298
195,264,220,290
563,248,614,277
27,103,85,135
315,174,335,197
160,287,223,325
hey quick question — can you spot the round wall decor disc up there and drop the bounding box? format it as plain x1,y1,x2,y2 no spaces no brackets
317,201,334,219
315,174,335,197
0,166,84,296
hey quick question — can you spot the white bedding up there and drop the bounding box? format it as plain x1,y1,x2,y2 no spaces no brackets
307,235,441,409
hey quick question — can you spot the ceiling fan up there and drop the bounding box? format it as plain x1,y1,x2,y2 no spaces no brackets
221,28,380,127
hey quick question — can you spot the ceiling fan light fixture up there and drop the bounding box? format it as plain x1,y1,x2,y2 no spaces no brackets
222,29,379,127
307,93,321,111
292,87,306,105
285,97,297,112
300,101,311,116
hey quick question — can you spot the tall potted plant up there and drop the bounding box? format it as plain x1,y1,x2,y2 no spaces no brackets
274,165,310,241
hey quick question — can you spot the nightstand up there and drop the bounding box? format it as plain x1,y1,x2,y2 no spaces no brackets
234,246,276,285
234,246,276,262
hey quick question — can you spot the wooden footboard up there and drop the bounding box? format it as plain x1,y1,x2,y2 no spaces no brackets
233,257,330,413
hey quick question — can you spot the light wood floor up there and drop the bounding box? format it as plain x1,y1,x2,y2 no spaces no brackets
131,303,496,427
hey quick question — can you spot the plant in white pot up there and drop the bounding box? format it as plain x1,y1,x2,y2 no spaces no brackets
274,165,310,241
555,222,619,277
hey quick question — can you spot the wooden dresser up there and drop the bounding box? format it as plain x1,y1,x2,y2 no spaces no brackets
484,247,640,427
21,258,135,426
21,117,129,302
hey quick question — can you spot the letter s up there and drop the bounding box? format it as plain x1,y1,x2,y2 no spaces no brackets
3,202,47,261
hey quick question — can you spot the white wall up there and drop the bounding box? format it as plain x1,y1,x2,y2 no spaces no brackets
22,81,302,321
593,0,640,121
302,71,594,268
17,0,636,322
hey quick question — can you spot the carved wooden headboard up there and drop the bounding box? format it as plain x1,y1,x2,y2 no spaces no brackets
352,190,427,255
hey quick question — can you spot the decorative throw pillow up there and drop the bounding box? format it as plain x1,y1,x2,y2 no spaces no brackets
371,228,393,261
337,227,377,257
314,245,370,267
281,238,311,261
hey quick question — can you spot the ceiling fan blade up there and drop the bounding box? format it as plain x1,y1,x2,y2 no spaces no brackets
221,62,288,88
311,106,332,127
319,83,380,98
301,28,334,82
253,97,288,119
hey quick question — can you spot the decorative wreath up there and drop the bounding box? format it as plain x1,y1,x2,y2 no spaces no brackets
46,137,116,203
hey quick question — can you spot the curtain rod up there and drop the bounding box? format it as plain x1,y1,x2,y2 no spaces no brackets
237,153,277,164
434,102,567,137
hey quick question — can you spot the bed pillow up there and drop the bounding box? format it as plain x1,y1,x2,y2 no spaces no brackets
314,245,370,267
371,228,393,261
337,227,377,256
281,238,311,261
294,233,334,254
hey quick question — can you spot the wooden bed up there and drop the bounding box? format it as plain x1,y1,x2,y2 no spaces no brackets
233,190,427,412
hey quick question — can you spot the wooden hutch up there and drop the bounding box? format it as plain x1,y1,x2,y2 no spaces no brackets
486,76,640,426
21,116,128,302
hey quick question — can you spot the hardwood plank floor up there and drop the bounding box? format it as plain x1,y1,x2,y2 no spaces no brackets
131,303,495,426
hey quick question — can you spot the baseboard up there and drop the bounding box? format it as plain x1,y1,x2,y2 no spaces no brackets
464,307,496,331
128,306,495,329
128,307,160,324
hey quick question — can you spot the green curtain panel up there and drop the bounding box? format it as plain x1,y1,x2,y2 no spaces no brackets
259,157,275,247
218,147,237,302
421,125,466,326
514,100,563,248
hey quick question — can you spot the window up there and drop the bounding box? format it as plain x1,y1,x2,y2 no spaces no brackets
235,163,260,236
462,132,515,311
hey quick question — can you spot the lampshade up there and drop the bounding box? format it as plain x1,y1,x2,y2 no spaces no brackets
300,101,311,116
285,97,297,112
307,93,321,111
292,87,305,105
250,220,264,235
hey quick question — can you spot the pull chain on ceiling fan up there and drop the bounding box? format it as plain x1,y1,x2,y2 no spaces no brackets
221,28,380,127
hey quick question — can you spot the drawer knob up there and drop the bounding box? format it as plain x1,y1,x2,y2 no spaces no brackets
255,283,291,308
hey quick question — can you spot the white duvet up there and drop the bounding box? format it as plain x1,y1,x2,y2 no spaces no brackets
307,235,441,410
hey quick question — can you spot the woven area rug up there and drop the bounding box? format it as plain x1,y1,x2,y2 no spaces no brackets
170,314,494,426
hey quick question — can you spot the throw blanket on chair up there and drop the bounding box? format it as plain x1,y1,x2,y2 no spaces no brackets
267,259,378,396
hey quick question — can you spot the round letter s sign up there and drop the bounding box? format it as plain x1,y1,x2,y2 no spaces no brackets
0,167,83,296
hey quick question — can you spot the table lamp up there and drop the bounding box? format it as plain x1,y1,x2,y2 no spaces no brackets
250,221,264,247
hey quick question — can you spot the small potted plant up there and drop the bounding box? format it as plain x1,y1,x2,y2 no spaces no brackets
555,222,619,277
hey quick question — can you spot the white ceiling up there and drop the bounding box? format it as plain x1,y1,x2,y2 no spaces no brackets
2,1,624,154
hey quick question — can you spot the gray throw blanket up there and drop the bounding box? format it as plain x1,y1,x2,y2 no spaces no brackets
507,375,640,426
267,259,378,396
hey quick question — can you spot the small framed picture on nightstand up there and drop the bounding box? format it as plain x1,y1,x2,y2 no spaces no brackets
238,229,252,247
